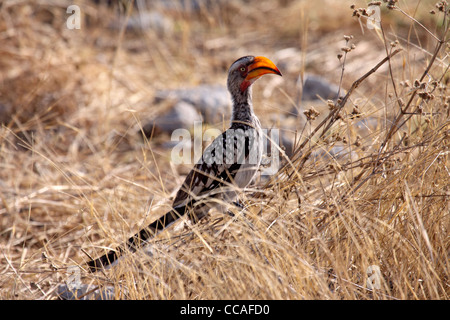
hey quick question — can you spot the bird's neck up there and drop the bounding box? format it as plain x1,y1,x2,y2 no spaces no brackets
230,89,258,128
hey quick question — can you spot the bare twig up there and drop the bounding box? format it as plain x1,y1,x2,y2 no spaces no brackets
284,48,402,178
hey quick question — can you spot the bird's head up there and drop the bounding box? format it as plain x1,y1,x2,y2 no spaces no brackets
227,56,282,99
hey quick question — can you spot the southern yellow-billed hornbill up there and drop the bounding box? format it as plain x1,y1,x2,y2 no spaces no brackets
87,56,282,272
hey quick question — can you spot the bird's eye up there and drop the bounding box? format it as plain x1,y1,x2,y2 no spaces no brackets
240,67,246,72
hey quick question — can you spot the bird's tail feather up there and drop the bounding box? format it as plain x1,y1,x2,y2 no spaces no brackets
86,206,185,273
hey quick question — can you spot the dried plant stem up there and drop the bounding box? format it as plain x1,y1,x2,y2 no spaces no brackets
393,6,441,42
379,21,449,154
285,48,402,178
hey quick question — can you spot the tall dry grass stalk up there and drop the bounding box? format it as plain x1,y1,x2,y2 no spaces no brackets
0,0,448,299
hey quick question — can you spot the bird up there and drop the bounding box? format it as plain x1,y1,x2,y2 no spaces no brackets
87,56,282,272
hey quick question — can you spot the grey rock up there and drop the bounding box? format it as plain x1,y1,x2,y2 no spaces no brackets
154,85,230,124
143,100,202,136
291,75,341,118
57,284,115,300
302,74,340,101
0,102,12,124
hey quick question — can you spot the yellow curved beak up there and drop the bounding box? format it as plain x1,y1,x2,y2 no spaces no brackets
245,56,282,81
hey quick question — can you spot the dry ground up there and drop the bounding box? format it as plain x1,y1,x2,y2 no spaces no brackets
0,0,448,299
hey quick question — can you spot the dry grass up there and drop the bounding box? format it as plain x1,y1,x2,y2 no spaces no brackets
0,0,448,299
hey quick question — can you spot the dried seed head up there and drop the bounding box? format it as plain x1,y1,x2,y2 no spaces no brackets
344,35,354,41
385,0,398,9
417,105,424,114
333,132,342,142
353,10,361,18
327,100,336,110
356,8,368,16
390,40,399,47
341,46,352,53
403,134,410,146
436,1,448,12
418,91,432,101
400,80,410,87
413,79,426,89
303,107,320,121
350,105,361,119
328,163,341,172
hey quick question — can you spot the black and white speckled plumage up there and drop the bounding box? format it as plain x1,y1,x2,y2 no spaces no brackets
87,56,281,272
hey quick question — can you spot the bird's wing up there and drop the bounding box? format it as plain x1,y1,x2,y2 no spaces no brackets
172,126,259,210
